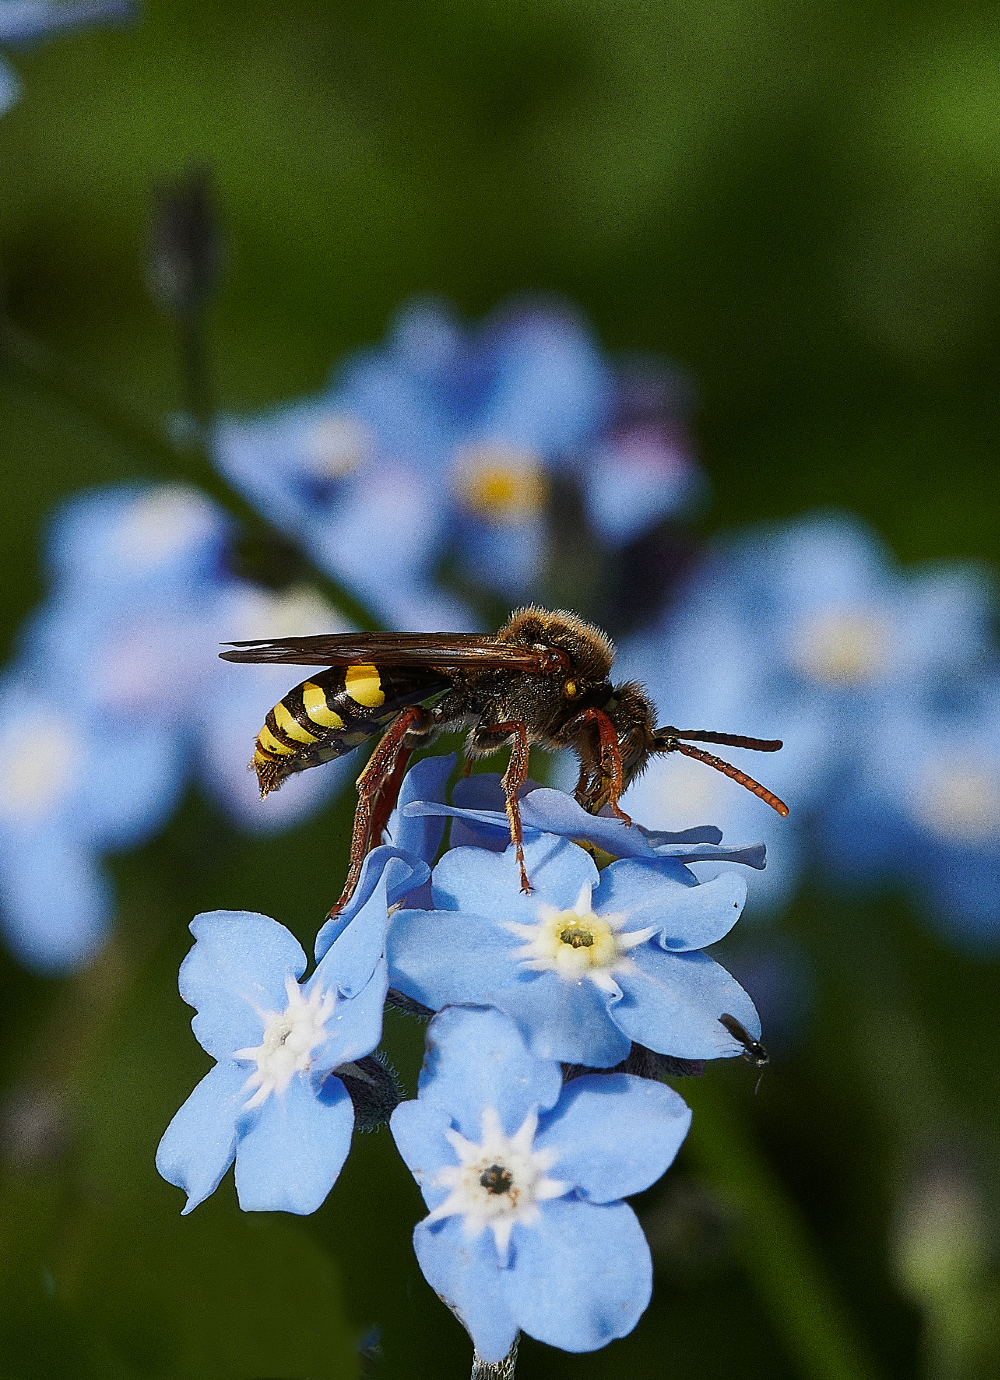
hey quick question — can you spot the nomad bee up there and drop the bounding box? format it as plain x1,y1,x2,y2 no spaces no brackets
220,606,789,915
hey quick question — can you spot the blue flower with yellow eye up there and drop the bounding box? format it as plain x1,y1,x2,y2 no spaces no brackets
157,851,428,1215
0,485,353,973
0,1,135,114
214,296,702,623
391,1005,691,1362
387,830,761,1068
816,669,1000,949
613,510,997,913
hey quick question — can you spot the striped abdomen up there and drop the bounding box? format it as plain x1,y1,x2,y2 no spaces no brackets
252,662,448,797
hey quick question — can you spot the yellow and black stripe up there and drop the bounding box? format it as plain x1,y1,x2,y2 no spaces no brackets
252,662,449,796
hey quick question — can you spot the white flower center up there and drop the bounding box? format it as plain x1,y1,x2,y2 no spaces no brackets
909,759,1000,843
0,724,82,823
505,882,656,994
451,443,549,522
233,976,336,1109
426,1106,569,1257
790,611,893,685
300,414,371,479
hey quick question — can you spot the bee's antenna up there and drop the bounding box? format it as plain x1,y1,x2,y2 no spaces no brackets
653,731,790,817
660,727,783,753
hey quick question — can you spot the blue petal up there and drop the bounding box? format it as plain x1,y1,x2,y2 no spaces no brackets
503,1198,651,1352
616,949,762,1059
314,846,429,963
0,832,112,975
594,858,748,950
412,1216,518,1364
406,783,765,867
156,1060,247,1214
233,1074,355,1214
431,834,598,920
414,1007,563,1137
535,1074,691,1201
385,753,456,860
181,912,307,1060
390,1099,460,1211
310,962,388,1075
388,907,516,1009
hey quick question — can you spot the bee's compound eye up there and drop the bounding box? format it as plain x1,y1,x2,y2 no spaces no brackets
564,679,580,698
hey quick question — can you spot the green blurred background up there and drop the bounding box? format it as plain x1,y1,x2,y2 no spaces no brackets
1,2,998,1377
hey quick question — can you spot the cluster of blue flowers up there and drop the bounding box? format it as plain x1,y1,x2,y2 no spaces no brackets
158,757,765,1364
0,296,703,976
215,296,703,629
0,0,134,114
0,484,354,973
614,511,1000,947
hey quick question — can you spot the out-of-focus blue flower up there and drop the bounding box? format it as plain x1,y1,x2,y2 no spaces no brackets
214,297,702,626
388,829,761,1068
0,1,135,114
817,671,1000,948
157,852,423,1215
613,510,996,912
0,485,355,974
0,676,181,973
391,1005,691,1361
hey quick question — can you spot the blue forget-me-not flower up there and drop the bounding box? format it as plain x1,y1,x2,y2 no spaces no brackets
613,510,997,920
0,485,354,973
391,1004,692,1361
387,829,762,1069
157,850,428,1215
214,297,703,628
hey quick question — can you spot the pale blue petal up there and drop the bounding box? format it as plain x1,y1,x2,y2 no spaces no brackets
535,1074,691,1201
182,912,306,1059
387,907,515,1009
594,858,748,949
0,832,112,974
156,1061,247,1214
385,753,456,860
234,1073,355,1214
431,834,598,920
313,846,429,963
415,1006,562,1135
310,962,388,1074
616,949,762,1059
390,1099,458,1212
503,1199,651,1352
413,1216,518,1364
486,970,631,1067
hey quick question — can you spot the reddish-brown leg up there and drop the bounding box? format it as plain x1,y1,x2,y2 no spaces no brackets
490,720,533,893
327,705,431,918
565,707,631,823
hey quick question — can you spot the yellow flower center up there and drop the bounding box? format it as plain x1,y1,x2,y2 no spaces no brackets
910,760,1000,843
452,444,549,522
790,611,892,685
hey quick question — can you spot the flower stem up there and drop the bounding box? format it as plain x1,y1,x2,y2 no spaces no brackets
681,1076,882,1380
0,313,381,631
471,1337,519,1379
